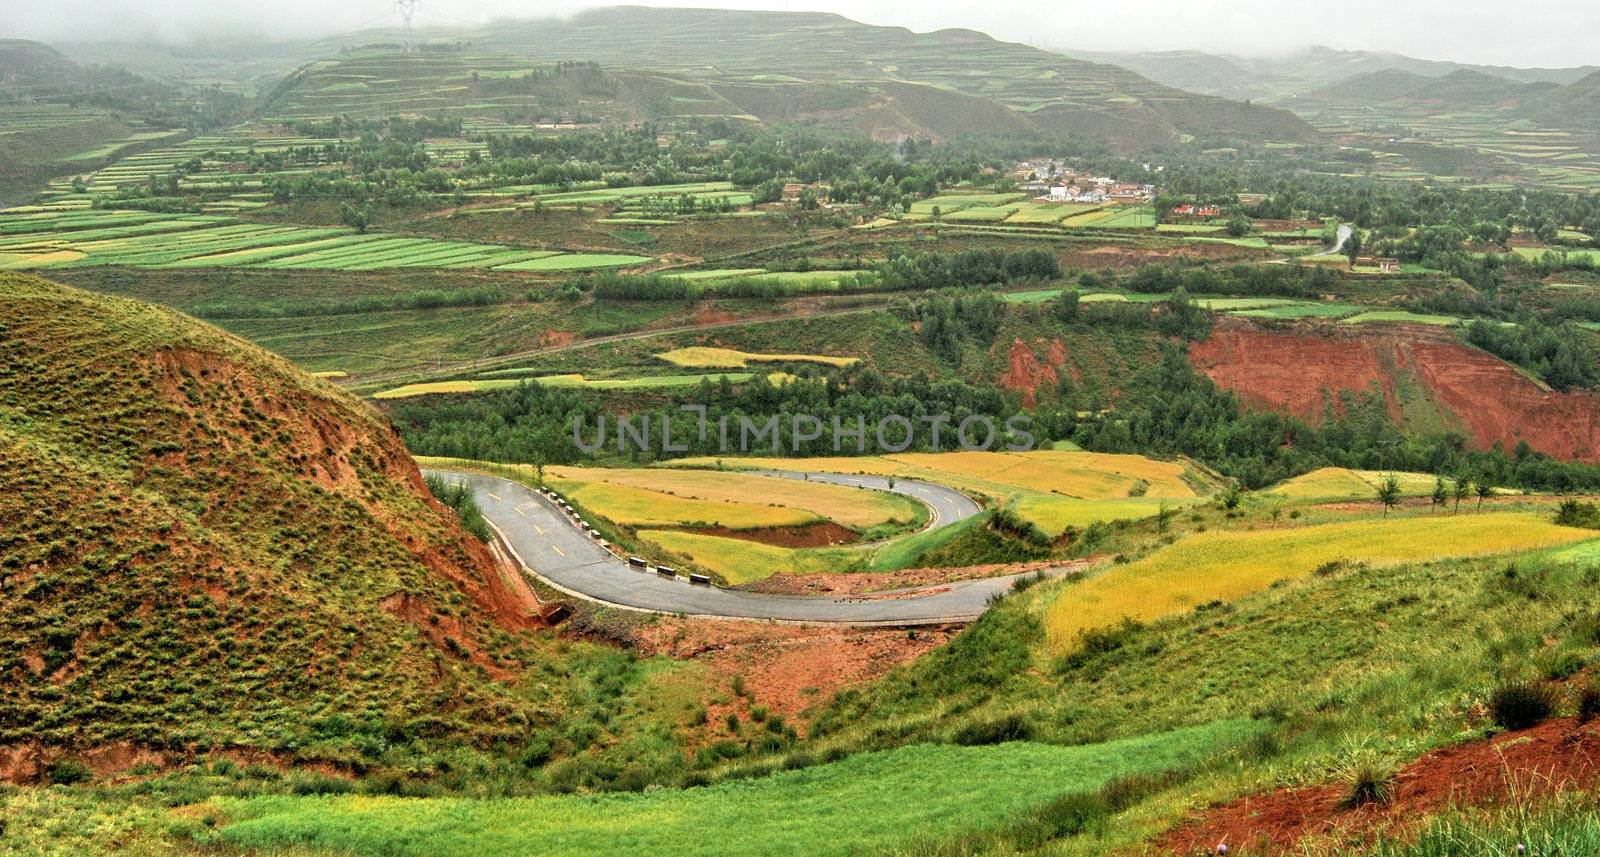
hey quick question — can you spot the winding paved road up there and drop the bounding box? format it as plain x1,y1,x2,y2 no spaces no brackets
427,468,1055,625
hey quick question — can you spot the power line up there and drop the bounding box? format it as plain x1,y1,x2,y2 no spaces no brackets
396,0,420,52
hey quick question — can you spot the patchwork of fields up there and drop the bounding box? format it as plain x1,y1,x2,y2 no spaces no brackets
0,208,650,272
671,450,1218,536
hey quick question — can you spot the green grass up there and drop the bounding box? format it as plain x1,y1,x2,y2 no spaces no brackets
209,720,1262,857
1341,310,1461,326
492,253,651,271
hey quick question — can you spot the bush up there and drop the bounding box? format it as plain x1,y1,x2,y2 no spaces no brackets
1576,683,1600,724
1554,499,1600,529
951,713,1034,746
1488,682,1555,730
44,759,93,785
1338,758,1396,808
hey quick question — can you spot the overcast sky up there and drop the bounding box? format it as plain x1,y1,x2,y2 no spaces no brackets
8,0,1598,68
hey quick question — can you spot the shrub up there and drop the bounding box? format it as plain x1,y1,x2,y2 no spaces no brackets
1489,682,1555,730
1338,757,1397,808
44,759,93,785
951,713,1034,746
1554,499,1600,529
1576,682,1600,724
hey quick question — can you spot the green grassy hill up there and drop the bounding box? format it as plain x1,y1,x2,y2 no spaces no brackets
286,6,1316,148
1526,69,1600,132
0,272,551,769
1290,67,1553,112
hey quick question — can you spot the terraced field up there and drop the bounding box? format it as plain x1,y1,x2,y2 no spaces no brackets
0,208,650,272
655,346,859,368
548,466,923,531
372,372,790,399
671,450,1219,536
1043,512,1593,649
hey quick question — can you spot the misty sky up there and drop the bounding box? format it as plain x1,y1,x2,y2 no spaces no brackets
7,0,1598,68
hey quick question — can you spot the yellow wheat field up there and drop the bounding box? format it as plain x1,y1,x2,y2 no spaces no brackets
1044,512,1592,651
548,466,920,529
1268,467,1451,500
655,346,859,369
638,530,851,584
667,450,1212,534
673,450,1200,500
554,481,819,529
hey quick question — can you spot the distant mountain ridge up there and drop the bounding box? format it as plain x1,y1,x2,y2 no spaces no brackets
276,5,1317,149
1057,44,1599,104
1289,68,1556,112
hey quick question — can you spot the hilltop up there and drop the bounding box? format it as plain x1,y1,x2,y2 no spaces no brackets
274,6,1316,149
0,273,546,776
1285,67,1555,113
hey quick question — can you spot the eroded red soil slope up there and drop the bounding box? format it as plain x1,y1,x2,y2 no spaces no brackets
1192,319,1600,461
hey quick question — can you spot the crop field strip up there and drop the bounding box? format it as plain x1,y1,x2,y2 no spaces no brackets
371,371,795,399
0,207,651,272
1042,512,1594,650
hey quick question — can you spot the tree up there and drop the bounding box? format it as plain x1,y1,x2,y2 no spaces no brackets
1377,475,1401,517
1344,228,1364,265
1476,479,1493,511
1225,215,1250,238
1431,476,1447,511
339,203,373,233
1453,476,1471,512
1050,289,1080,323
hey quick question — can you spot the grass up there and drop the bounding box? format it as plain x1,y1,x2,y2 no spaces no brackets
655,346,859,369
1341,310,1462,326
209,720,1263,857
1043,512,1592,650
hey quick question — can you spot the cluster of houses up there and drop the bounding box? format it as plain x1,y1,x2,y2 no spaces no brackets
1011,159,1153,205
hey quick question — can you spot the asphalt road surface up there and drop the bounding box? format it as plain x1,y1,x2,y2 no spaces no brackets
426,468,1052,625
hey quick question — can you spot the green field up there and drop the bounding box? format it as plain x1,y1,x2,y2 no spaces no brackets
0,207,651,272
209,721,1262,857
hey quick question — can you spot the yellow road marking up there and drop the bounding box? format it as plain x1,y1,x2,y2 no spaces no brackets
515,507,526,517
534,525,545,535
552,546,565,557
487,492,502,501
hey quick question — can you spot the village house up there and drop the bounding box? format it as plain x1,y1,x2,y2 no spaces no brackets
1354,256,1401,272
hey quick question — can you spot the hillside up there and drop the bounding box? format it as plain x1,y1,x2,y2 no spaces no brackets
263,54,1035,140
1063,44,1599,103
1288,67,1554,112
283,6,1316,148
0,273,547,776
0,39,82,97
1525,69,1600,132
1191,318,1600,461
